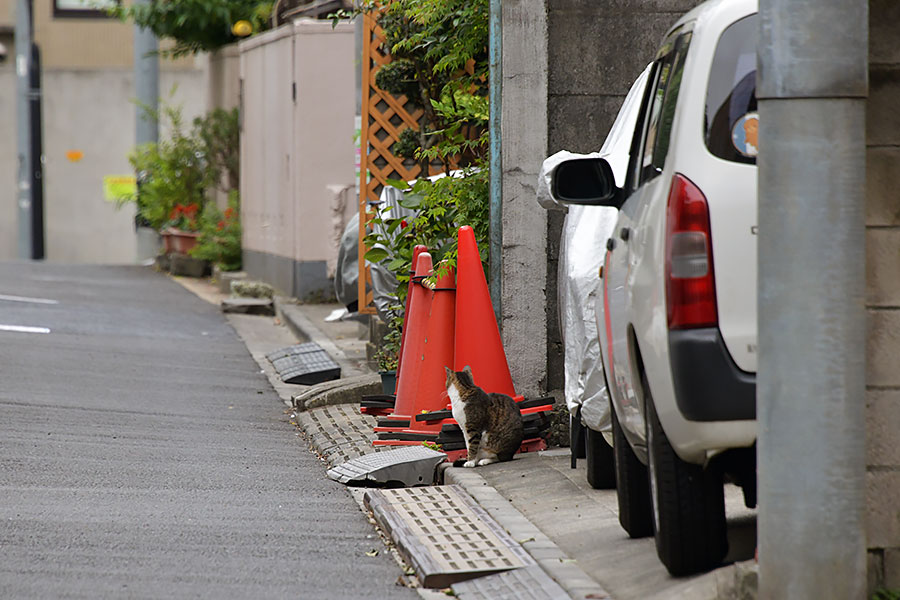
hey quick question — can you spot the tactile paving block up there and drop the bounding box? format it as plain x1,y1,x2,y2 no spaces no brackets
266,342,340,385
451,565,571,600
364,485,535,587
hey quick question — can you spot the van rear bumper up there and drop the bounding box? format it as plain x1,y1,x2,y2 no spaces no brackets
668,327,756,422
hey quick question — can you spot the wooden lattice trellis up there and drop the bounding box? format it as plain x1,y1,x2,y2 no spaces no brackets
357,11,441,314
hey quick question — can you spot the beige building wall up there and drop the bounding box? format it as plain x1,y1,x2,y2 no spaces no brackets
0,0,205,263
239,20,355,299
866,0,900,590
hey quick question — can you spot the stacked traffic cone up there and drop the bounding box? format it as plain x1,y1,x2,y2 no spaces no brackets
453,226,521,401
361,245,428,417
372,226,556,457
373,251,434,433
409,227,555,460
401,265,456,436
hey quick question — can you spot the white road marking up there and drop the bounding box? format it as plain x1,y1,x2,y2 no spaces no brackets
0,294,59,305
0,324,51,334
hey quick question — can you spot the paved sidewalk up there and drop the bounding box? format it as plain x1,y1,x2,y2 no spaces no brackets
177,275,759,599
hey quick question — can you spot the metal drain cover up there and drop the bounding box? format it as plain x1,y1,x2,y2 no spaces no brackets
451,565,570,600
364,485,535,587
327,446,446,486
266,342,340,385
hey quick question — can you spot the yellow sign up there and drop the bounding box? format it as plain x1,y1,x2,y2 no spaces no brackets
103,175,137,201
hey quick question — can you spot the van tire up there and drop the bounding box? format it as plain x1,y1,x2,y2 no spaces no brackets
645,371,727,576
585,427,616,489
612,400,653,537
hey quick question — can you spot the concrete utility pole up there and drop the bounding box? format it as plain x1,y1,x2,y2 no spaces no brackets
488,0,502,322
133,0,159,262
15,0,33,259
133,0,159,147
757,1,868,598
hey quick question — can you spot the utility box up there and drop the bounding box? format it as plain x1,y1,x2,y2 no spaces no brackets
239,19,356,300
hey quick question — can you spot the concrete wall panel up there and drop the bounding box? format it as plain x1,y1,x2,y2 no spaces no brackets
3,68,203,264
867,229,900,307
867,2,900,583
866,390,900,468
866,470,900,549
866,147,900,227
866,67,900,147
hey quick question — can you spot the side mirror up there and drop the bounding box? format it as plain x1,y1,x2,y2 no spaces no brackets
551,158,619,207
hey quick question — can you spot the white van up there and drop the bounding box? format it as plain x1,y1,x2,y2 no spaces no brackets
545,0,758,576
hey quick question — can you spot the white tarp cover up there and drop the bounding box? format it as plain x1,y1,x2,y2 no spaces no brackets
537,64,651,431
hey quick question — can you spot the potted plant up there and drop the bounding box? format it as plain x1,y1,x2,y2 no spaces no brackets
374,314,402,395
190,192,243,272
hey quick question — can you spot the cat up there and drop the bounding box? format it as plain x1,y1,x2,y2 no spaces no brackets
445,366,524,468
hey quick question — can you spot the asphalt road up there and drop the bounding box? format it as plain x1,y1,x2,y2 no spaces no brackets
0,263,417,599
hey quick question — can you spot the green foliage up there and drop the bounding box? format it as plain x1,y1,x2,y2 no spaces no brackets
373,310,403,371
123,101,208,231
190,192,243,271
194,108,240,193
119,102,243,268
110,0,272,57
340,0,491,315
872,589,900,600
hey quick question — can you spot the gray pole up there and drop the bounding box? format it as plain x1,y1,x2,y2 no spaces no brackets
488,0,502,322
133,1,159,262
757,1,868,598
15,0,32,259
134,4,159,147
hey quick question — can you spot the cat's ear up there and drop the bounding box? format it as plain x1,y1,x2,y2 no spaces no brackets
462,365,473,376
444,366,453,376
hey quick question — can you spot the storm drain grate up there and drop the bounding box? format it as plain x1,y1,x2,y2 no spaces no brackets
327,446,446,486
267,342,341,385
365,485,535,587
451,565,570,600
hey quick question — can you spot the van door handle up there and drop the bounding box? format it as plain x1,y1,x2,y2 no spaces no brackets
606,238,616,251
619,227,631,242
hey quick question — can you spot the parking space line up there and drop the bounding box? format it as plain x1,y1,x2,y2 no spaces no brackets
0,324,51,334
0,294,59,305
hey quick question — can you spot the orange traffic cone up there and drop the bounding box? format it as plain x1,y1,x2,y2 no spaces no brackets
404,266,456,435
395,244,428,383
375,251,434,430
454,226,520,400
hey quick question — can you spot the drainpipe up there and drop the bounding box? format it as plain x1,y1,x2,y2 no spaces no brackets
757,2,868,598
488,0,502,323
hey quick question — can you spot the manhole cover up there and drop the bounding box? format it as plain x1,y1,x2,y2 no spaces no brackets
267,342,340,385
327,446,446,486
365,485,535,588
451,565,570,600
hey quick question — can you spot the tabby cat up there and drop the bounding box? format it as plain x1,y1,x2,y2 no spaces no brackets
445,366,524,467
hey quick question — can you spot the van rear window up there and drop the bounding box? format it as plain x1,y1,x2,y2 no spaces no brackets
705,14,758,165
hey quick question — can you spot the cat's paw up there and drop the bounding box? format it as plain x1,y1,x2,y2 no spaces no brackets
477,458,498,466
462,460,477,468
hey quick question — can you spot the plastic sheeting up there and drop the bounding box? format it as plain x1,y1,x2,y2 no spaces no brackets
537,64,651,432
334,185,419,323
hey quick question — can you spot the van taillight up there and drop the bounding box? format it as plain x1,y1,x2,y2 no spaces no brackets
665,174,718,329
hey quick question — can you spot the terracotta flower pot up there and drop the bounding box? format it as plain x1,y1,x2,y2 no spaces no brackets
161,228,200,255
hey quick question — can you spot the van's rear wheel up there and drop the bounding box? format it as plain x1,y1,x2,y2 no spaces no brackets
644,371,727,576
585,427,616,489
611,400,653,537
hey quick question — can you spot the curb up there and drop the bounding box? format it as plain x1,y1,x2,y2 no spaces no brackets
441,464,612,600
291,374,381,411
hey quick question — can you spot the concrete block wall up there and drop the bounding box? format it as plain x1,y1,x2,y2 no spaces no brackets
866,0,900,589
